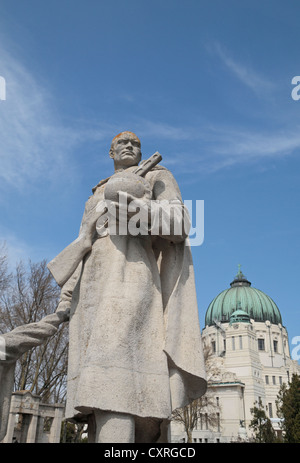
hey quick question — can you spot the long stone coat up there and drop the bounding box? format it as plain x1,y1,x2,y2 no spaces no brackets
57,165,206,423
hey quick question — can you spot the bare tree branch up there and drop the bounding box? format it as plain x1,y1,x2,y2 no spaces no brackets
0,251,68,404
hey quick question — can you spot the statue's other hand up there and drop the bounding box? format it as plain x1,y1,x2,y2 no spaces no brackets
80,200,108,242
125,193,151,221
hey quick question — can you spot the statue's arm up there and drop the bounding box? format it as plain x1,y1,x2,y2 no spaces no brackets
149,169,191,243
0,308,69,364
47,235,90,288
55,262,82,314
0,264,80,363
47,199,107,287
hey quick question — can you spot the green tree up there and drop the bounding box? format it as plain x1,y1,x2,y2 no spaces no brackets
61,421,87,443
276,374,300,443
250,398,276,443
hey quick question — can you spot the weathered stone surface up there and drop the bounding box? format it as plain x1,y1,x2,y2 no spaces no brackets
48,131,207,443
104,171,151,202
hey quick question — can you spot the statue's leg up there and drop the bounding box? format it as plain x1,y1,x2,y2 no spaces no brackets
92,410,135,443
134,416,162,443
87,413,96,443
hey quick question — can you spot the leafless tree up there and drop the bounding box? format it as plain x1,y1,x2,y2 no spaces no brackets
0,242,12,293
171,345,221,442
0,255,68,403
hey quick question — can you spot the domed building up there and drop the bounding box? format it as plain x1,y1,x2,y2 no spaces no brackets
205,266,282,327
171,267,300,443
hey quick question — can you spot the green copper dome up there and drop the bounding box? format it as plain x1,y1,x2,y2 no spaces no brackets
205,266,282,327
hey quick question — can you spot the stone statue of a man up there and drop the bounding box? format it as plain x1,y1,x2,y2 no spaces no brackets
48,131,206,443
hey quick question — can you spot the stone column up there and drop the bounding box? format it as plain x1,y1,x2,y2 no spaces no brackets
49,405,64,443
36,416,45,443
2,409,16,443
26,413,38,443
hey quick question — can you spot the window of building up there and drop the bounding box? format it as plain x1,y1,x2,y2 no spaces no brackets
279,376,282,385
211,340,216,353
265,375,269,384
232,336,235,351
43,416,53,433
273,340,278,353
258,338,265,351
205,413,208,430
239,335,243,349
217,412,220,432
223,339,226,352
216,397,219,407
272,376,276,385
268,403,273,418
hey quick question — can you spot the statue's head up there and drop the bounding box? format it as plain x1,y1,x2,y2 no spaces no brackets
109,131,142,170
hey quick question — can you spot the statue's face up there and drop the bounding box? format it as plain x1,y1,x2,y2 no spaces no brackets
110,133,141,168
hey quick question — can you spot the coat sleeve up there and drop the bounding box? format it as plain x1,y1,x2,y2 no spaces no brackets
147,168,191,243
52,195,94,308
147,168,207,409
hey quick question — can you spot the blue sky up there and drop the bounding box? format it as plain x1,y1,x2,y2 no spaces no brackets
0,0,300,358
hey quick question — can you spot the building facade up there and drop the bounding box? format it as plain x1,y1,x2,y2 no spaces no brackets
171,267,300,443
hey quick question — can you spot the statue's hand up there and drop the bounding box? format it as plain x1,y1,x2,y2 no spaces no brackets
80,200,108,245
113,192,150,224
104,192,151,237
125,193,151,222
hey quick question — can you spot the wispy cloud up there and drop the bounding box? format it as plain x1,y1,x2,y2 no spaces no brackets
210,127,300,158
200,126,300,172
209,42,275,96
0,37,297,192
134,119,192,141
0,43,114,191
136,121,300,175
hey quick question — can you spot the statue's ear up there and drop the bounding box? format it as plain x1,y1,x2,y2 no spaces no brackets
109,148,114,159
